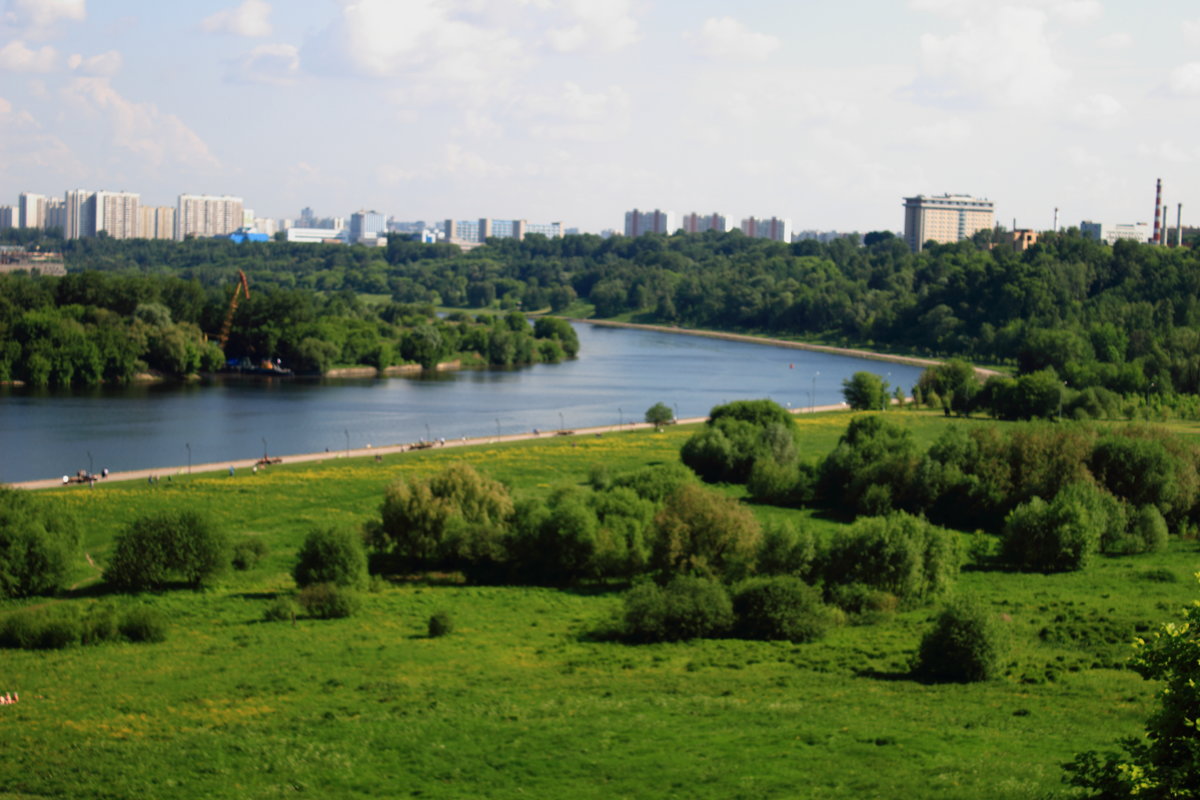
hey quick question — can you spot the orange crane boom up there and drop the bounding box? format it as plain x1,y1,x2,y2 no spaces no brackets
218,270,250,349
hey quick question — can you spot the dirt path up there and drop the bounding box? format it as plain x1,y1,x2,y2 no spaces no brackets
571,318,1001,378
8,403,854,491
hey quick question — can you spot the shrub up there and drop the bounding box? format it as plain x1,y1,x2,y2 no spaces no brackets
293,527,368,589
682,400,801,485
1001,482,1111,571
650,483,761,582
621,576,733,643
231,538,269,571
1129,504,1170,555
105,510,229,591
0,485,80,598
428,610,454,637
35,614,81,650
262,596,298,622
823,512,959,605
816,416,917,518
297,583,360,619
0,610,40,649
746,457,815,507
611,462,695,502
755,522,817,578
80,604,121,645
842,371,890,411
366,463,513,570
118,607,168,643
732,577,832,643
913,596,1007,683
826,582,900,620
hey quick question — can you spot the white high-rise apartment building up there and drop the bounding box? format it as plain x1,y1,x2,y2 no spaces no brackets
18,193,46,229
902,193,995,251
64,190,95,239
177,194,244,240
139,206,177,240
95,191,140,239
624,209,676,237
740,216,792,242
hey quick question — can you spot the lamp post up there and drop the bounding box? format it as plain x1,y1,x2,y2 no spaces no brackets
87,450,93,476
558,411,564,431
674,403,679,423
495,418,501,438
424,422,431,442
344,428,349,458
619,407,623,427
186,442,191,475
811,372,819,413
261,437,268,460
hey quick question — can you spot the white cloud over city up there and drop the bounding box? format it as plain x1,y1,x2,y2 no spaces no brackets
0,0,1197,234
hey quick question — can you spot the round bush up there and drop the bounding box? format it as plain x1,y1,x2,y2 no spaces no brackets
0,611,41,649
232,538,269,571
913,596,1007,683
733,577,832,643
297,583,360,619
621,576,733,643
428,610,454,638
262,596,298,623
80,605,121,645
293,527,368,589
119,607,168,643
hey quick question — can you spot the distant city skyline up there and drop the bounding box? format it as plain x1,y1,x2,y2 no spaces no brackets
1,0,1198,234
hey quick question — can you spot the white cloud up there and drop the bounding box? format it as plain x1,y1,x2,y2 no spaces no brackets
909,117,972,146
1071,92,1122,126
202,0,272,38
67,49,122,76
0,39,55,71
227,43,298,85
1168,62,1200,95
915,4,1070,106
1135,140,1194,163
303,0,528,99
1096,32,1131,49
59,77,219,169
546,0,638,53
443,142,511,178
0,98,82,176
1049,0,1101,23
686,17,780,62
1184,20,1200,46
522,81,630,141
2,0,85,33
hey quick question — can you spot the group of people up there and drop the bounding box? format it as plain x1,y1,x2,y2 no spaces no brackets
62,468,108,486
0,692,19,705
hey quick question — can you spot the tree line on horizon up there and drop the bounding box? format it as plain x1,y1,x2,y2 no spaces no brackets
5,225,1200,402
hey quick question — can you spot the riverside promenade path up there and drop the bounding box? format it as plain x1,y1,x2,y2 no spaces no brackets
572,319,1001,377
10,402,852,491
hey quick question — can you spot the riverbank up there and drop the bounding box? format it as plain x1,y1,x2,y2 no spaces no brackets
570,318,1001,378
9,402,853,491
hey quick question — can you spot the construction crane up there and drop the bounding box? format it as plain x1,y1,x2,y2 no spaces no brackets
218,269,250,349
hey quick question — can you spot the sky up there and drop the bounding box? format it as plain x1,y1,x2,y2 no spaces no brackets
2,0,1199,234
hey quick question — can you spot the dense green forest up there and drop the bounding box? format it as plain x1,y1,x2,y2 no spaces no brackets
5,226,1200,396
0,267,579,385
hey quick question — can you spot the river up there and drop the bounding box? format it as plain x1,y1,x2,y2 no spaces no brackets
0,322,926,484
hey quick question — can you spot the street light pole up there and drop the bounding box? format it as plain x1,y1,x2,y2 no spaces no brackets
619,407,623,427
495,418,501,437
344,428,349,458
87,450,93,476
261,437,268,460
424,422,431,442
811,372,819,413
558,411,564,431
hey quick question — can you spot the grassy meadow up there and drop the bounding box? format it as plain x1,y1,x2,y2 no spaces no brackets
3,410,1199,799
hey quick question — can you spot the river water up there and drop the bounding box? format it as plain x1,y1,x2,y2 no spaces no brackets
0,323,926,484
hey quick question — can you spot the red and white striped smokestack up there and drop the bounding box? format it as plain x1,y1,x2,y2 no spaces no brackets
1153,178,1162,244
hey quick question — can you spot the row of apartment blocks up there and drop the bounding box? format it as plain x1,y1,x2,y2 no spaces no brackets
1,191,251,241
444,218,563,246
624,209,794,242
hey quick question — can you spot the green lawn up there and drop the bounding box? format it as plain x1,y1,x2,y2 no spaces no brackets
3,410,1198,799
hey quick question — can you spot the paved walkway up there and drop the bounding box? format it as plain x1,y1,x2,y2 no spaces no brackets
8,403,852,491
